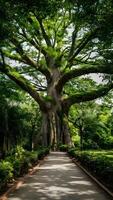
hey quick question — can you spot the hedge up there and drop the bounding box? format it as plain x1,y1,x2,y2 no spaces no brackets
0,147,49,192
68,149,113,192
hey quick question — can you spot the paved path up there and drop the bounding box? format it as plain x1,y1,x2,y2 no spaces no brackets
8,152,112,200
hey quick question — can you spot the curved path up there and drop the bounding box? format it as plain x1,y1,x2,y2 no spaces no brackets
7,152,112,200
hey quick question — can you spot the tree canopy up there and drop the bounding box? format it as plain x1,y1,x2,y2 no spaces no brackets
0,0,113,147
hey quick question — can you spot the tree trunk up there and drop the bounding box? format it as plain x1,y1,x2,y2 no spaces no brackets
79,127,84,151
40,110,73,148
40,111,60,149
40,112,50,147
62,114,74,146
3,108,9,154
39,68,73,148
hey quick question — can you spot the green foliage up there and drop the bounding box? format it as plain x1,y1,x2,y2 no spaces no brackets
58,144,69,152
0,146,49,191
64,78,98,96
69,101,113,150
72,135,80,149
98,135,113,149
0,0,63,43
1,0,113,150
14,145,25,159
0,161,13,189
37,147,50,159
68,149,113,191
0,75,42,154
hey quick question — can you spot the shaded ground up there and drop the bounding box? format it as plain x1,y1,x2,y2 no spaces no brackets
7,152,111,200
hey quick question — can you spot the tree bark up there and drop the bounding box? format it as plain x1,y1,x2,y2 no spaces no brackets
39,67,74,148
62,114,74,146
79,127,84,151
3,108,9,154
40,109,74,148
40,112,50,147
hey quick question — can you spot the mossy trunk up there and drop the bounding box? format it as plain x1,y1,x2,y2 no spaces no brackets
39,68,73,148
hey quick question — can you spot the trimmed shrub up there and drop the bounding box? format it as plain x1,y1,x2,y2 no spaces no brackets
68,149,113,191
38,147,50,159
0,146,50,192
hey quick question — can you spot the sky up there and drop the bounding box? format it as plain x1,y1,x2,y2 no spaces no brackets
90,73,103,84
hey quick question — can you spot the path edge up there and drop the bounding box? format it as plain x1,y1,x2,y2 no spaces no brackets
0,156,48,200
71,157,113,199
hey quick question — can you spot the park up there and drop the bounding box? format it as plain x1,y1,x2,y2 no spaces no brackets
0,0,113,199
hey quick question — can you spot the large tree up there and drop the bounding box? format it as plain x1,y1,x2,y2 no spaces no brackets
0,0,113,147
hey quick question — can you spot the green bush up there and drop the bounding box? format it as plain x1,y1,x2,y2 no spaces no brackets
0,161,13,189
100,136,113,149
5,146,30,177
68,148,76,156
0,146,50,192
20,158,31,175
38,147,50,159
13,159,21,177
25,151,38,165
83,139,100,150
73,135,80,149
68,149,113,191
59,144,69,152
13,157,31,176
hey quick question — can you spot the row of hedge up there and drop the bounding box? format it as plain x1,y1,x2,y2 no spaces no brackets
68,149,113,192
0,146,49,192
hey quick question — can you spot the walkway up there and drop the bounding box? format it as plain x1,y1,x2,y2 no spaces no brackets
7,152,111,200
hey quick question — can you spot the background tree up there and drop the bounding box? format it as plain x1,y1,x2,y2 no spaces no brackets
69,92,113,150
1,0,113,147
0,74,41,156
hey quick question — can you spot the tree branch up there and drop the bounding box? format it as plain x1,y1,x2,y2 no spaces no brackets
20,33,52,80
56,64,113,93
2,51,25,63
20,29,52,65
37,18,52,47
68,26,78,58
68,28,98,64
0,62,47,111
0,49,5,66
6,38,52,82
62,83,113,111
11,38,39,67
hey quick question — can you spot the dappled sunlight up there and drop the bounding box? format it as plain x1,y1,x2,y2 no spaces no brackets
40,163,74,170
8,152,111,200
9,199,21,200
69,180,93,186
